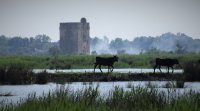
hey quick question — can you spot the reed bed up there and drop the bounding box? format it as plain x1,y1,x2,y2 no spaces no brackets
0,63,34,84
1,86,199,111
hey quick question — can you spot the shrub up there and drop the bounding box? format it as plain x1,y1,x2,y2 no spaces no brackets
0,64,34,84
0,65,6,84
35,70,48,84
184,61,200,81
164,81,176,88
49,59,71,69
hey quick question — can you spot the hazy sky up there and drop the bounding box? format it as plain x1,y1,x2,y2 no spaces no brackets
0,0,200,41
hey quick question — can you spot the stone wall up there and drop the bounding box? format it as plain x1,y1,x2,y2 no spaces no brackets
60,18,90,54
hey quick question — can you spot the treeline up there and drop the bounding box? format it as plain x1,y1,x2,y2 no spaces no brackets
1,32,200,56
0,35,58,56
91,32,200,54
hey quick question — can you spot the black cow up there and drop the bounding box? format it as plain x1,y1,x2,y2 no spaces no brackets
198,60,200,64
153,58,181,73
94,56,118,73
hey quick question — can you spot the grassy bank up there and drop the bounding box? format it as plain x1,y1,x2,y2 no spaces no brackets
1,86,199,111
0,53,199,69
46,73,183,83
0,62,200,84
0,64,184,84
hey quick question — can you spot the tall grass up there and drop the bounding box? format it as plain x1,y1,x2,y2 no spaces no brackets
1,86,199,111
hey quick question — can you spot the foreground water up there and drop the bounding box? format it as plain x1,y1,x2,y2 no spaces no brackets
0,81,199,105
33,68,183,73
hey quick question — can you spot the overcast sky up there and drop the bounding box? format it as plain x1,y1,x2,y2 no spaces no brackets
0,0,200,41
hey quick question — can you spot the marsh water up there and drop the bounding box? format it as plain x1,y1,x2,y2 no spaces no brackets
33,68,183,73
1,81,200,105
0,68,189,105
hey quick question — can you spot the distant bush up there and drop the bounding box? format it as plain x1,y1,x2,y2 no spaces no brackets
163,81,184,88
49,59,71,69
184,61,200,81
164,81,176,88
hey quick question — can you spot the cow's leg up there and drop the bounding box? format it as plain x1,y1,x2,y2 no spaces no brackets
94,63,98,73
99,65,103,73
110,65,114,72
166,67,168,71
158,66,162,73
171,66,174,73
153,65,157,73
108,66,110,73
167,66,169,73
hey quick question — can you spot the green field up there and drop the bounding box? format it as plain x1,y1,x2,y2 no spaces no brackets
0,53,199,69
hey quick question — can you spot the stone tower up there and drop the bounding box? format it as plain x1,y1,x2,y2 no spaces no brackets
60,18,90,54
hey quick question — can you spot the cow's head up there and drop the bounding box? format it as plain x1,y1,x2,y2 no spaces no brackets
113,56,118,62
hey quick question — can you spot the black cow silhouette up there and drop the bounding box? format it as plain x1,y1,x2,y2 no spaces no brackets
198,60,200,64
153,58,181,73
94,56,118,73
